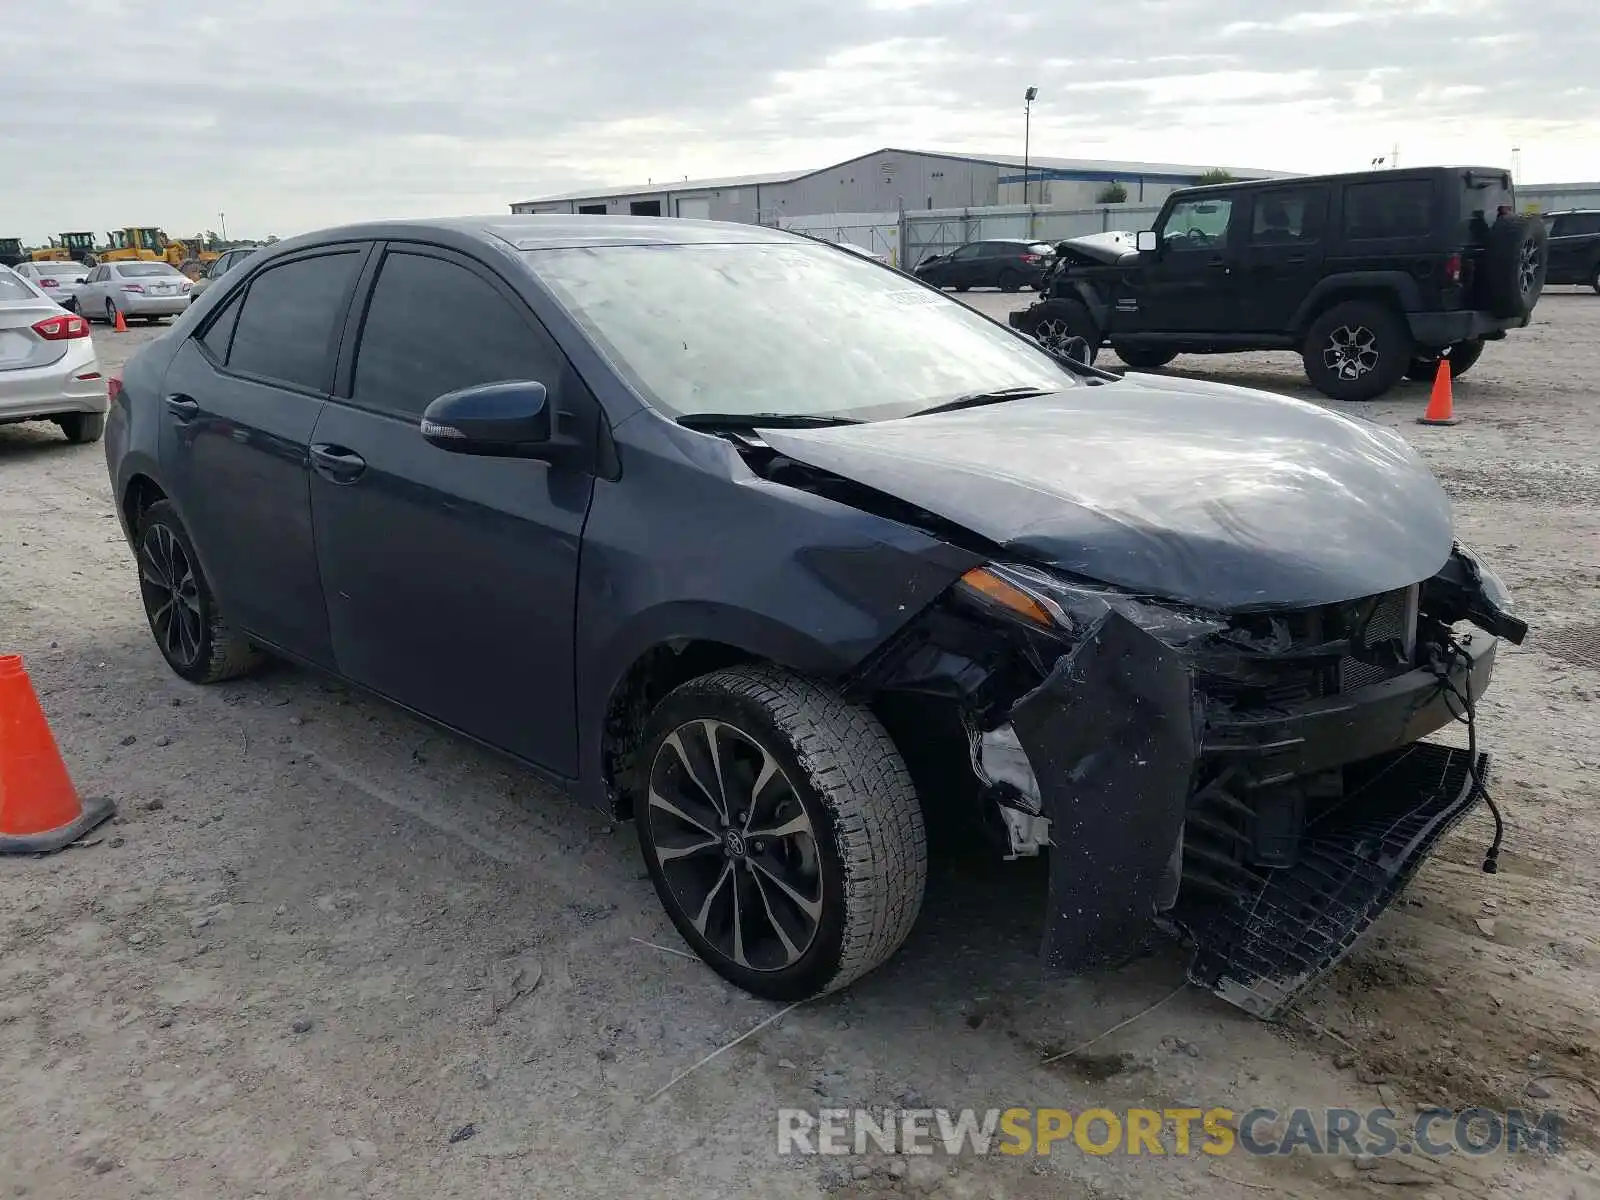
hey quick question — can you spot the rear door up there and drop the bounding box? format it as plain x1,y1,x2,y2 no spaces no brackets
1236,185,1330,332
157,245,370,666
307,243,599,774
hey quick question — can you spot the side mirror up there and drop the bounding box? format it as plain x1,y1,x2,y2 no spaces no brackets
421,380,552,457
1136,230,1157,253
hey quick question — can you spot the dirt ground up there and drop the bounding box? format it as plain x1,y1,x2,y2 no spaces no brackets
3,292,1599,1200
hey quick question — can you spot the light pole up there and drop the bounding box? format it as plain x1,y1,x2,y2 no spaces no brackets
219,211,228,243
1023,86,1038,205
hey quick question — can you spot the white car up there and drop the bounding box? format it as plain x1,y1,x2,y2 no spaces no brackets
12,260,91,311
76,261,193,325
0,265,107,443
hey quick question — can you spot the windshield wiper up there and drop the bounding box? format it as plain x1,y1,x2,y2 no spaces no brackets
676,412,863,430
910,386,1057,417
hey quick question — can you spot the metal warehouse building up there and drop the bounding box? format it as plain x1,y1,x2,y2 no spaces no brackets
509,147,1285,222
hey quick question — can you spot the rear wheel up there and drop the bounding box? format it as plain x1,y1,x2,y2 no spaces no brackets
1301,300,1411,401
104,299,118,326
998,268,1024,293
1406,338,1484,382
954,284,970,293
136,501,264,684
56,412,105,444
635,665,926,1000
1113,345,1179,370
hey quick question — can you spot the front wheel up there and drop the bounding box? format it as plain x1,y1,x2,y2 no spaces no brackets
1301,300,1411,401
635,665,926,1001
136,501,264,684
1017,297,1100,364
1406,338,1484,382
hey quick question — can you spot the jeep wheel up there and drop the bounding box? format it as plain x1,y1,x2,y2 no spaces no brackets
1302,300,1412,402
1113,345,1178,370
1406,338,1484,382
635,665,926,1000
1017,298,1099,364
1483,214,1547,319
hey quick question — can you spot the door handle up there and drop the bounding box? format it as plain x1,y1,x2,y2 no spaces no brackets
164,393,200,421
310,443,367,483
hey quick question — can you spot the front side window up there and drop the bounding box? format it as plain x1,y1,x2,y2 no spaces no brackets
227,251,362,390
1163,198,1234,250
532,240,1073,422
352,251,558,417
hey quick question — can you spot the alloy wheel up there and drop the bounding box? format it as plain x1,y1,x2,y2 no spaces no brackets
105,300,116,326
139,524,203,668
1035,317,1076,354
646,719,822,972
1323,324,1379,380
1518,241,1541,298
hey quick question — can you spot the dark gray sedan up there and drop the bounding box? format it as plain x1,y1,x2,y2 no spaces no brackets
104,217,1524,1015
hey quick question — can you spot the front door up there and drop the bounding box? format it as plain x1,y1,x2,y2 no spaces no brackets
1236,186,1330,332
157,245,369,665
1131,194,1241,334
307,245,597,774
1547,212,1600,284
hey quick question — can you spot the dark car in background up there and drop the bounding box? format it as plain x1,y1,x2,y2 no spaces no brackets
104,216,1524,1017
1542,209,1600,293
913,239,1055,292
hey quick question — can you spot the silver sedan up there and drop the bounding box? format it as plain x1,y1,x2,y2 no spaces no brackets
0,265,107,443
12,260,91,311
77,261,193,324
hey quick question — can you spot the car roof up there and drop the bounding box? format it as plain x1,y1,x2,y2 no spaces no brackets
1176,166,1512,196
262,215,803,257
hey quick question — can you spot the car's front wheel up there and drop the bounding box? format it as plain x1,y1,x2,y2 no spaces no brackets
1017,297,1100,364
635,665,926,1001
136,500,264,684
1302,300,1411,401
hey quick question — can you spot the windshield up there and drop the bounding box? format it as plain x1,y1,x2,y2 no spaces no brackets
531,241,1072,422
117,262,182,277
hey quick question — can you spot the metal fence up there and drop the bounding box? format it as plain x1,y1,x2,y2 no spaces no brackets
778,203,1163,269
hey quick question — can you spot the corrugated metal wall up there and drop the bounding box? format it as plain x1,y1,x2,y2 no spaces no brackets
1519,183,1600,213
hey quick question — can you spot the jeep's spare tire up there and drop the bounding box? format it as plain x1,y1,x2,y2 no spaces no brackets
1016,298,1099,364
1483,214,1547,319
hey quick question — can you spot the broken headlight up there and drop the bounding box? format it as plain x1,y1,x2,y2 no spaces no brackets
954,562,1228,648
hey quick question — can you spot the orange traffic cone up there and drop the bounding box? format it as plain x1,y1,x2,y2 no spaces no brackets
1417,354,1459,426
112,309,128,333
0,656,114,853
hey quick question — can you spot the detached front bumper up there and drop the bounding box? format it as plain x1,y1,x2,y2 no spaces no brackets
1009,613,1496,1019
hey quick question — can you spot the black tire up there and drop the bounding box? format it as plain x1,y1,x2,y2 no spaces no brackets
1482,215,1547,319
1591,261,1600,296
635,665,926,1001
56,412,105,444
1016,297,1100,364
104,299,117,326
1301,300,1412,402
1113,345,1179,370
1406,338,1484,382
954,284,970,293
136,500,264,684
998,269,1024,293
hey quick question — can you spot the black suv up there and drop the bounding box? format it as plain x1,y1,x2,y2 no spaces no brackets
914,240,1056,292
1543,209,1600,293
1010,167,1546,401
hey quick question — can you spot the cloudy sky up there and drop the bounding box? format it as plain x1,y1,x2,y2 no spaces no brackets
3,0,1595,242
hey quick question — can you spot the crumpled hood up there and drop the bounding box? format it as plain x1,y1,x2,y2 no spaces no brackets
759,380,1456,612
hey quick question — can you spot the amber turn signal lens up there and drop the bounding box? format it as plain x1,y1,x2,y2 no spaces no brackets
958,567,1054,628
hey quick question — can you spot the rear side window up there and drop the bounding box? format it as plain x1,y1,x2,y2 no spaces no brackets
227,251,362,390
351,251,558,417
1342,180,1433,240
200,290,244,361
1554,213,1600,236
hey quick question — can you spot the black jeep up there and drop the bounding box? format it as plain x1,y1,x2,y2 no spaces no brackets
1010,167,1546,401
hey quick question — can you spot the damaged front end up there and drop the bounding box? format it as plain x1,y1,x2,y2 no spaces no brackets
851,545,1527,1020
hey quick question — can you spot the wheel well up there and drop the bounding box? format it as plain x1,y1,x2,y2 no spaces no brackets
601,640,755,817
1297,289,1405,338
122,474,168,536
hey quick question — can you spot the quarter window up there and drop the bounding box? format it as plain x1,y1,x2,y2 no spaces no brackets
200,290,244,362
1342,180,1433,240
226,251,362,390
352,251,558,417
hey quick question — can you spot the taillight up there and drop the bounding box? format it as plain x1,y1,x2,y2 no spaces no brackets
1021,254,1040,263
39,278,58,287
31,314,90,340
121,283,145,293
108,376,125,404
1444,253,1461,285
